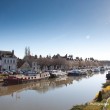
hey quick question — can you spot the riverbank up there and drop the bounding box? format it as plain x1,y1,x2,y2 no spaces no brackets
70,80,110,110
70,103,103,110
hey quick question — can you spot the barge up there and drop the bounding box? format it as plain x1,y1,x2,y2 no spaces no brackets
3,72,50,86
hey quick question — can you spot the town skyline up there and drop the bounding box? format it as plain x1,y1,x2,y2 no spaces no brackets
0,0,110,60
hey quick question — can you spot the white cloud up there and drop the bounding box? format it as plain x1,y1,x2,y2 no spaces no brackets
86,35,90,39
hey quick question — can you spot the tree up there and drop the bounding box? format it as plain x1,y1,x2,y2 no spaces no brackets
25,46,31,56
27,47,30,56
97,91,102,102
65,54,67,59
25,47,28,56
39,55,42,58
46,55,49,59
68,55,73,60
35,55,37,59
90,57,94,61
76,57,79,61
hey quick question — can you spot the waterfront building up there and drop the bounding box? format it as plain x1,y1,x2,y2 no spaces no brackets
0,50,17,71
18,56,41,73
17,60,31,72
32,60,41,73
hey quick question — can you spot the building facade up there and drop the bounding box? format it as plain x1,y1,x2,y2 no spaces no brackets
32,61,41,73
0,50,17,71
18,61,31,72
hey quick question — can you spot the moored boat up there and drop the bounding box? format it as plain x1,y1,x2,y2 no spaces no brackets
100,66,105,71
80,69,88,75
67,69,82,76
91,68,100,72
3,72,50,86
106,71,110,80
49,70,67,78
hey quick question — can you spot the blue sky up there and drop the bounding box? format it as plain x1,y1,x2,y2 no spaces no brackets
0,0,110,60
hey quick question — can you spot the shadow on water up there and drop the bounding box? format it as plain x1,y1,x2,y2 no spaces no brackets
0,75,89,96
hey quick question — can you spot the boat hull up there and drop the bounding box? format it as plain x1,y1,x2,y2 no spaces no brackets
68,72,81,76
3,73,50,86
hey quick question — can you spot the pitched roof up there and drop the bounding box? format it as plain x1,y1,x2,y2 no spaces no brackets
0,50,17,58
17,59,25,68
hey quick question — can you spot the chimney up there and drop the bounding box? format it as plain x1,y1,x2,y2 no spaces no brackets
12,50,14,56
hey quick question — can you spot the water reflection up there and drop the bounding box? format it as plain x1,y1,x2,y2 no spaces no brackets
0,72,106,110
0,75,90,96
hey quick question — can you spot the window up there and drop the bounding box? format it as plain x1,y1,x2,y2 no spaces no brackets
10,60,12,64
4,59,6,63
13,60,15,64
7,60,9,63
33,62,35,66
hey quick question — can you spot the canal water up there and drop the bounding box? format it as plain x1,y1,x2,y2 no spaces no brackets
0,71,107,110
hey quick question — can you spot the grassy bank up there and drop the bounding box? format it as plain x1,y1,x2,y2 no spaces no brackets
70,81,110,110
70,102,103,110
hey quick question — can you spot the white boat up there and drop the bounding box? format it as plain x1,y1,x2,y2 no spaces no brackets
80,69,88,75
91,68,100,72
49,70,67,78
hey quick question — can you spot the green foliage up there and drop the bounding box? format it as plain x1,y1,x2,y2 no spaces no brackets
102,91,110,100
106,99,110,110
70,105,86,110
70,103,103,110
103,82,110,88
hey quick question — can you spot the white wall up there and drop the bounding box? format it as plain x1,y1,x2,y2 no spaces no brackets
32,62,41,72
1,57,17,71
